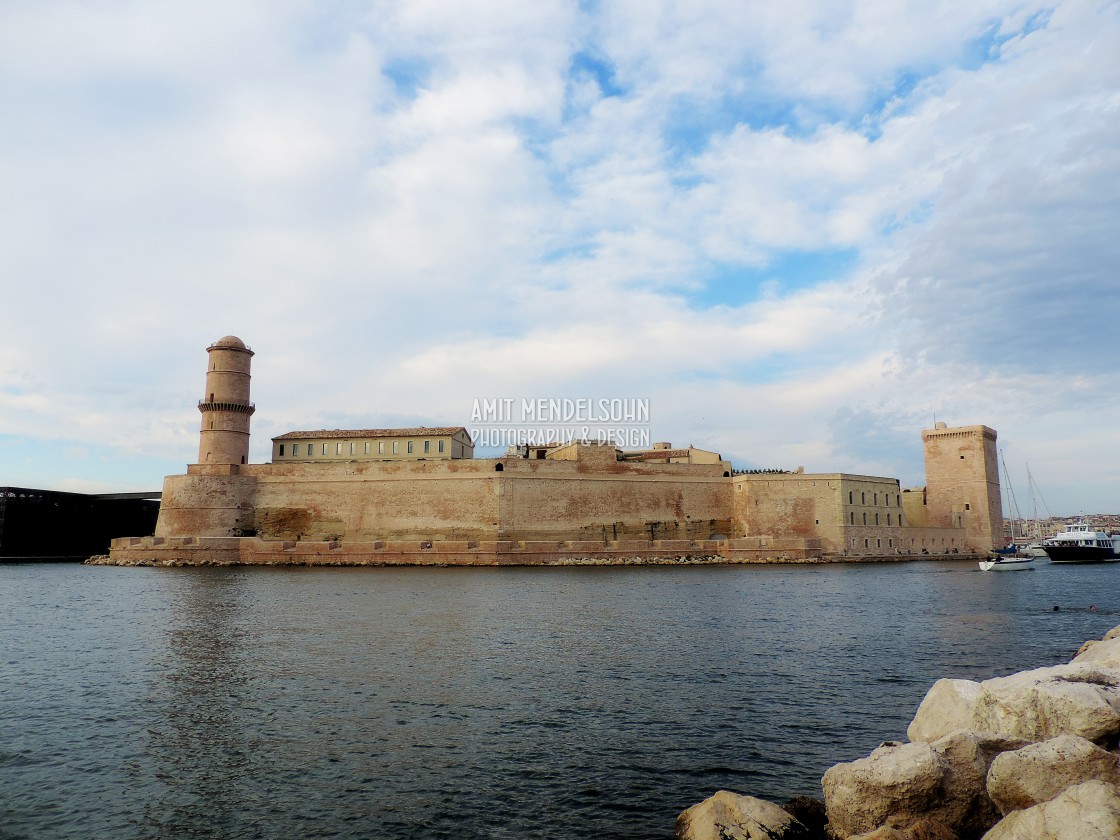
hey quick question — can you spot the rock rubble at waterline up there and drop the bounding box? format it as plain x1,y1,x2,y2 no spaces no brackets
677,626,1120,840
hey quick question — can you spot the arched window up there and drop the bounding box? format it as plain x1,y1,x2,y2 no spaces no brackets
849,491,853,504
494,463,504,472
850,512,854,525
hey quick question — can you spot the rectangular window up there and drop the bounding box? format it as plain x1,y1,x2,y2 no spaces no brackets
279,444,285,456
438,440,445,453
392,442,399,454
322,443,328,455
336,442,343,455
407,441,414,454
423,440,430,454
379,441,385,454
364,442,370,454
350,442,355,455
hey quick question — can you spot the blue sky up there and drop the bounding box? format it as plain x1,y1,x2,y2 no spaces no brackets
1,0,1118,516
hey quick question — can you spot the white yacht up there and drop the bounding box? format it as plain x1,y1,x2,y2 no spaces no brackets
1043,521,1120,564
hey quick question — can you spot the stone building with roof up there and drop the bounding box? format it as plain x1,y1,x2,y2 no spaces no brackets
272,428,474,462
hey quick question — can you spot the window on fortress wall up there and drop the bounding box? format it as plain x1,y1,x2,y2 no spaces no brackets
874,493,878,505
439,440,445,453
863,513,867,525
850,512,854,524
407,441,414,454
965,503,971,511
849,491,853,504
887,514,892,526
861,492,866,504
875,513,879,525
897,494,901,507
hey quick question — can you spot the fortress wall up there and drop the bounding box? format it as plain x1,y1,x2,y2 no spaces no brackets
245,459,501,541
103,536,821,566
496,459,732,541
734,474,846,547
154,471,257,538
154,456,734,545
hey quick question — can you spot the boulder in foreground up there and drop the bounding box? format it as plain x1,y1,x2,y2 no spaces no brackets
675,789,812,839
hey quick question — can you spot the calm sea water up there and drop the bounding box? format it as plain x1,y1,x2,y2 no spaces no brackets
2,560,1118,839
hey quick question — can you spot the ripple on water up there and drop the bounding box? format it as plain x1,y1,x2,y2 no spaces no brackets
2,561,1119,839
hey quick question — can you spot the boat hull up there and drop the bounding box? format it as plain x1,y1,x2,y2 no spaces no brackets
979,557,1035,571
1044,545,1119,564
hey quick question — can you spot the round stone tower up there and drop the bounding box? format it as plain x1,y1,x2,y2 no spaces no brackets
197,335,255,465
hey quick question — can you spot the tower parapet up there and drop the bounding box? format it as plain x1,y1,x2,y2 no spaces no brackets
197,335,255,465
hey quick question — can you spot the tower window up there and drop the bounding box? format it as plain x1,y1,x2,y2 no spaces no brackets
965,503,971,510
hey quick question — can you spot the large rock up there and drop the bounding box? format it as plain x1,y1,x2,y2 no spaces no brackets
1074,636,1120,669
986,734,1120,814
822,731,1024,838
907,680,983,744
675,790,811,839
981,780,1120,839
849,818,959,839
908,663,1120,745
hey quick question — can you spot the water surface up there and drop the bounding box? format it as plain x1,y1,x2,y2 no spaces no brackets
2,560,1117,839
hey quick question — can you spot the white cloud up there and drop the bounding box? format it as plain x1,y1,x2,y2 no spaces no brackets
0,0,1116,514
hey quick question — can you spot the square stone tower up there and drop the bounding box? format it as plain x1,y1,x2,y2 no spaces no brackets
921,422,1002,551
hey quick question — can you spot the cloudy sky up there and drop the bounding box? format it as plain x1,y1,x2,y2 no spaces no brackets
1,0,1117,516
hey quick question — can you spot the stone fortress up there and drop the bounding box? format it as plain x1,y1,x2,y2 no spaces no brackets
104,336,1004,566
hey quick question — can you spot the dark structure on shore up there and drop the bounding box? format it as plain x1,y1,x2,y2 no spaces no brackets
0,487,160,562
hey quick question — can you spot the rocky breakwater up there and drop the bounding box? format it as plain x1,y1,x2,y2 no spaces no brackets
676,626,1120,840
